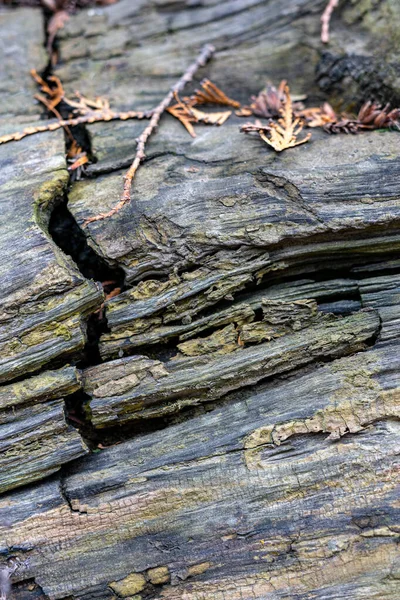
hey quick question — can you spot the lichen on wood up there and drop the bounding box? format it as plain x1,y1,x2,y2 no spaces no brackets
1,2,400,600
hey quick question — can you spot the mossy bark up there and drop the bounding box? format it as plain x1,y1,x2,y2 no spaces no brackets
1,2,400,599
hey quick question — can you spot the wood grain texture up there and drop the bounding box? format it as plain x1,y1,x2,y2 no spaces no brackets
0,1,400,599
0,367,87,494
85,309,380,426
1,336,399,599
0,8,104,385
0,126,103,384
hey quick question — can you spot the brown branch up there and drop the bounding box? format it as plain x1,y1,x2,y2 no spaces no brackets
83,43,216,227
321,0,339,43
0,110,150,146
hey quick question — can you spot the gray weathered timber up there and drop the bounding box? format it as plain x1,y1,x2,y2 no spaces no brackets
1,337,399,599
68,121,400,359
0,366,80,411
1,1,400,599
69,124,400,283
0,8,102,499
0,367,87,494
0,128,103,384
99,276,360,358
85,310,380,426
359,273,400,343
0,7,104,385
0,8,46,127
0,398,86,495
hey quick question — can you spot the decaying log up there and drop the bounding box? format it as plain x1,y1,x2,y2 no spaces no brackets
99,276,360,358
0,367,87,494
85,309,380,426
0,8,104,385
1,334,400,599
1,1,400,599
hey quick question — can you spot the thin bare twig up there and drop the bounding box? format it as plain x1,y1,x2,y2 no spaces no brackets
0,110,150,146
321,0,339,43
83,43,216,226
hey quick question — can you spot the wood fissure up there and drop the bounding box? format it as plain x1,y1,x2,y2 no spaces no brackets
1,2,400,599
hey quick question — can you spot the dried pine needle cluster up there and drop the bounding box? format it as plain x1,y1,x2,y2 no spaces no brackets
240,84,311,152
239,81,400,150
1,45,399,224
166,80,239,137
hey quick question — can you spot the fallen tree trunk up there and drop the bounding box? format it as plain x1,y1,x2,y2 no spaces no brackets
0,1,400,599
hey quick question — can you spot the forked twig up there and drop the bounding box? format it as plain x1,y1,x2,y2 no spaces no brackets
83,43,216,226
321,0,339,43
0,69,151,146
0,110,150,145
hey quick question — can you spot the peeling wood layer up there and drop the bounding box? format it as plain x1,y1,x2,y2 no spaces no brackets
1,339,400,599
86,309,380,426
1,1,400,599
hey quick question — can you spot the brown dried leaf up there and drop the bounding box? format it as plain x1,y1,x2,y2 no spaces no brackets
325,101,400,134
235,107,253,117
68,153,88,171
167,93,232,136
31,70,65,114
66,139,82,159
243,85,311,152
30,69,52,95
167,93,198,137
248,81,286,118
238,80,305,119
185,79,240,108
190,107,232,126
105,287,122,301
296,102,337,128
357,101,400,128
65,91,110,114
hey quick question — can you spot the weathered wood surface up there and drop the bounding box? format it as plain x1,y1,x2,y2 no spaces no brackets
2,334,400,599
85,309,380,426
1,1,400,599
0,367,87,495
0,7,103,505
0,6,103,386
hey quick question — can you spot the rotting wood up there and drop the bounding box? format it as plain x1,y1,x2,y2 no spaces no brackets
85,310,379,427
1,336,399,599
1,2,400,600
99,277,359,359
0,367,87,494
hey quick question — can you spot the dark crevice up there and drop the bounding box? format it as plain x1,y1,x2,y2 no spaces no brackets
117,225,400,296
48,199,124,284
62,310,382,449
59,469,76,512
101,260,375,364
201,253,399,318
30,17,127,396
37,22,126,370
63,387,203,450
9,578,49,600
48,194,125,368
